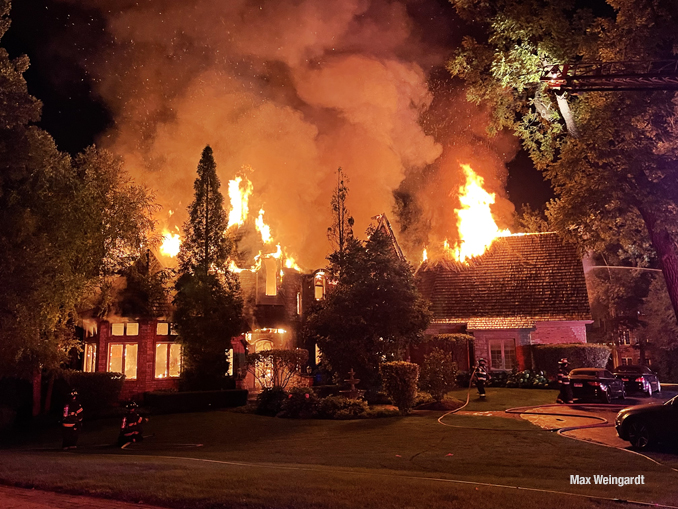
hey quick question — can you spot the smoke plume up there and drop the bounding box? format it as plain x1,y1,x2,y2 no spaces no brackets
57,0,517,268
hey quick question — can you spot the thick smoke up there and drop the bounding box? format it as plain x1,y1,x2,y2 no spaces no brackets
57,0,516,268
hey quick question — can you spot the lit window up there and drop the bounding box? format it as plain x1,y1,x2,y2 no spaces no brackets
126,323,139,336
156,322,169,335
264,258,277,296
296,292,301,315
314,272,325,300
108,343,138,380
111,323,125,336
155,342,182,379
489,339,516,370
83,344,97,373
619,330,631,345
646,358,652,366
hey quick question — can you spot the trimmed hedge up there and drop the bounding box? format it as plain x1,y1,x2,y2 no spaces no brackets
63,371,125,415
380,361,419,415
418,348,457,402
145,389,248,414
533,344,611,379
317,396,368,419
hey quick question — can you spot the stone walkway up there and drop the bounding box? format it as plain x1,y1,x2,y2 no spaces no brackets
0,486,166,509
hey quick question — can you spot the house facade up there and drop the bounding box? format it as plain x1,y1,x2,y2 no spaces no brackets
82,317,181,401
416,232,592,372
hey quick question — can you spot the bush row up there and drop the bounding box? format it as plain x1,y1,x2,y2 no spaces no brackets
256,387,370,419
144,389,248,413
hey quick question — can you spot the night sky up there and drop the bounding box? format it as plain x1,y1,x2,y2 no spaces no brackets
3,0,554,265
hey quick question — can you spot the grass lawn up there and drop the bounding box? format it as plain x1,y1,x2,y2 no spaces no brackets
1,388,676,509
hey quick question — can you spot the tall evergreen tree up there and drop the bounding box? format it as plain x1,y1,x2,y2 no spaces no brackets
174,146,244,389
178,146,230,275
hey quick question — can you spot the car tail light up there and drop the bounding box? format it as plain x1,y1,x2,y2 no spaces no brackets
588,381,600,386
635,377,644,383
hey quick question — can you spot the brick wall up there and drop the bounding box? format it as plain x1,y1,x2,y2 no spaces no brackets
530,321,588,345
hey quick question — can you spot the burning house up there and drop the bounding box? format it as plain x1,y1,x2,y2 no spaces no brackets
416,232,592,372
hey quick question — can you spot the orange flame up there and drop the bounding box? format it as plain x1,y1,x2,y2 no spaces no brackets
228,176,253,228
160,231,181,258
255,209,272,244
446,164,511,263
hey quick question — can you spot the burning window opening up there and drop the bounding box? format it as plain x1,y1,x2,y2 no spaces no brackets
314,271,326,300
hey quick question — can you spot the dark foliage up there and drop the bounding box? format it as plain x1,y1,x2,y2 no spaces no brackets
280,387,319,418
418,348,457,402
255,387,288,416
532,344,611,379
380,361,419,415
62,370,125,416
144,389,247,414
306,227,430,389
317,396,368,419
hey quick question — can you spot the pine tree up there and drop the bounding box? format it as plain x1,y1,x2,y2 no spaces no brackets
178,146,230,275
174,146,244,389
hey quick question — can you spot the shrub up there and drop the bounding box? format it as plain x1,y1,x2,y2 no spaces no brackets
418,348,457,402
247,349,309,390
506,369,550,389
533,344,611,379
380,361,419,415
414,391,435,407
144,389,248,413
487,370,508,387
255,387,288,416
63,371,125,415
281,387,319,418
318,396,368,419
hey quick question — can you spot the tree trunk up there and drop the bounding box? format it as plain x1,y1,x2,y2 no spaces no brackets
555,92,579,138
638,205,678,325
32,368,41,417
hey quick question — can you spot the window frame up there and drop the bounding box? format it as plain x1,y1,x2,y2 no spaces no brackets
83,343,97,373
488,338,517,371
154,341,182,379
107,342,139,380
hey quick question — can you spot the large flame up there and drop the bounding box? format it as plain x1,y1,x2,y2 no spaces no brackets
160,230,181,258
226,172,302,276
445,164,510,263
228,176,254,228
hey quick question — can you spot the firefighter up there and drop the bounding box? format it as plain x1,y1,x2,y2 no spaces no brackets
474,358,490,399
62,390,83,450
556,358,574,404
118,401,145,448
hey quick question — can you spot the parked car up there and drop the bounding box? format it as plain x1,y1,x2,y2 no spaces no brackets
616,396,678,449
569,368,625,403
612,365,661,396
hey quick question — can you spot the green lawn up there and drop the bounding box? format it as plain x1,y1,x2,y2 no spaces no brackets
1,388,676,509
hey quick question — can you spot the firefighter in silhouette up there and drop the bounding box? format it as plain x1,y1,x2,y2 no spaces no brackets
118,401,145,448
474,358,490,399
556,358,574,404
62,390,83,450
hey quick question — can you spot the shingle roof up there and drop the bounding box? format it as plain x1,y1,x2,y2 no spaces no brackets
416,233,591,325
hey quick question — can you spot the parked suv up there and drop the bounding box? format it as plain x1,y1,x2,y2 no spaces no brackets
612,365,661,396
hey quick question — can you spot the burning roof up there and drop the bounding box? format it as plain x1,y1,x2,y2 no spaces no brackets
416,232,591,328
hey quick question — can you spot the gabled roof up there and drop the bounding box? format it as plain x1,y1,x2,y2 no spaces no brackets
372,213,405,262
416,232,591,327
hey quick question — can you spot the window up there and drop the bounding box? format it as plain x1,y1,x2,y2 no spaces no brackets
108,343,138,380
619,330,631,345
646,358,652,366
111,323,138,336
156,322,169,335
264,258,277,296
314,272,326,300
489,339,516,370
155,342,181,379
621,357,633,366
83,344,97,373
296,292,301,315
